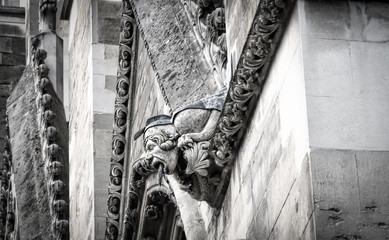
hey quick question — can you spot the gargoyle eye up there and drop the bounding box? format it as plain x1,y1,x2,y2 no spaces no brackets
146,143,155,151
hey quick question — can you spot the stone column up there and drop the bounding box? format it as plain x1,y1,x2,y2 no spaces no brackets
35,0,63,102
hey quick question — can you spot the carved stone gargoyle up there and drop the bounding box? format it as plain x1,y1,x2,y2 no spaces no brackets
134,90,226,206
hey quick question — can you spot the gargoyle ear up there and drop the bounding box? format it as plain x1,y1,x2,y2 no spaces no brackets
133,127,145,141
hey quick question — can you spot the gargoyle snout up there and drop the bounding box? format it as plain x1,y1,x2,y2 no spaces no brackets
151,159,165,172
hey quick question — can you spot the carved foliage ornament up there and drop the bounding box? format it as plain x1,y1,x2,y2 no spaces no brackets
211,0,289,165
196,0,227,86
106,1,137,239
131,91,226,206
0,132,16,239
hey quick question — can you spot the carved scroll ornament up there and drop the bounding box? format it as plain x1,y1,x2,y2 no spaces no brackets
106,1,137,239
211,0,290,165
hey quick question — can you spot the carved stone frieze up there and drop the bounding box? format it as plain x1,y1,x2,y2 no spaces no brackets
106,1,138,239
211,0,292,166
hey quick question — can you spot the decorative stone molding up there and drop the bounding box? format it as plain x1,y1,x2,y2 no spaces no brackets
210,0,292,166
106,1,138,239
0,130,16,240
121,158,180,239
32,40,69,239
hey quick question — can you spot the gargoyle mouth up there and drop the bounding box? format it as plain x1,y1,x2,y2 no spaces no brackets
155,162,165,186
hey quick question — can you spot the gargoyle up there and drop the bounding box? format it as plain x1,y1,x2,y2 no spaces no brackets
134,90,226,204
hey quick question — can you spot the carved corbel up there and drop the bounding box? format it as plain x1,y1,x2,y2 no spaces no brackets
133,90,227,207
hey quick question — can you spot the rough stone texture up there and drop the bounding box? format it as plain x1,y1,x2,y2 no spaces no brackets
6,63,69,239
92,2,121,238
311,149,389,239
202,7,314,239
301,0,389,151
96,0,121,45
132,0,218,111
225,0,260,74
37,33,64,102
129,38,170,162
0,6,25,168
68,0,95,239
67,0,122,238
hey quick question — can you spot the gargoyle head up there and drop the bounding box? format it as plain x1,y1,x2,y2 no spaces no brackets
135,115,180,175
143,124,179,175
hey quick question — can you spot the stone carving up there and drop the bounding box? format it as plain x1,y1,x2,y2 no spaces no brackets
107,0,293,238
211,0,290,165
134,90,226,205
106,1,138,239
0,130,16,239
39,0,57,31
194,0,227,87
33,46,69,239
144,205,162,221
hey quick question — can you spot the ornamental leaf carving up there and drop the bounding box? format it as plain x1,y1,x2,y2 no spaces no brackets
182,141,211,176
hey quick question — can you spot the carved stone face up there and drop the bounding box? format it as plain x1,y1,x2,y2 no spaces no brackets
144,125,178,175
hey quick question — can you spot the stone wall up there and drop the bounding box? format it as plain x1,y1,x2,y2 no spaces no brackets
68,0,94,238
0,6,25,166
203,6,314,239
67,0,125,238
92,1,121,238
225,0,260,73
301,1,389,238
6,61,69,239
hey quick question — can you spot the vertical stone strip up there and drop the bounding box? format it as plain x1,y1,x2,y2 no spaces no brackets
211,0,293,165
31,40,69,240
106,1,137,239
0,124,16,239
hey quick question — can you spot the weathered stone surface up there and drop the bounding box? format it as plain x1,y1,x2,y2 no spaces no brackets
132,0,218,111
97,1,121,45
0,14,25,187
0,37,12,53
68,0,94,238
310,148,389,239
225,0,260,73
6,64,69,239
301,0,389,151
0,23,24,37
203,6,313,239
1,53,25,66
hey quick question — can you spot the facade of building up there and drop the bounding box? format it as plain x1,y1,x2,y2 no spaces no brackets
0,0,388,239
